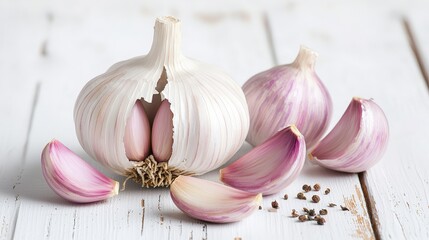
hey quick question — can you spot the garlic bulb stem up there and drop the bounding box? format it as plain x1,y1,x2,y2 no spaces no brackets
291,46,318,70
147,16,182,65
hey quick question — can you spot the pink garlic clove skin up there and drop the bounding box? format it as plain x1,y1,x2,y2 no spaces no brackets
152,99,173,162
124,100,151,161
242,46,332,149
170,176,262,223
41,140,119,203
220,125,306,196
309,97,389,173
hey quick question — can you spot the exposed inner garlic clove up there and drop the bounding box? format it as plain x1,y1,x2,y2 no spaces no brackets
124,100,151,161
309,97,389,173
242,46,332,149
74,16,249,187
152,99,173,162
220,125,306,196
41,140,119,203
170,175,262,223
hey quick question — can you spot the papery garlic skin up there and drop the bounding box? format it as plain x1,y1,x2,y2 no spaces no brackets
74,16,249,179
124,100,151,161
41,140,119,203
242,46,332,149
220,125,306,196
170,176,262,223
309,97,389,173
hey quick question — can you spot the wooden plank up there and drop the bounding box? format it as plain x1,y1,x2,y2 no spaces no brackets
11,2,288,240
0,84,38,240
11,2,161,239
268,2,429,239
0,1,48,239
10,0,429,239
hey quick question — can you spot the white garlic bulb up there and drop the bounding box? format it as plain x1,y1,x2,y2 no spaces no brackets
74,16,249,187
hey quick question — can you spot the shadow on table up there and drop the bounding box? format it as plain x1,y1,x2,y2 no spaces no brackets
301,160,353,179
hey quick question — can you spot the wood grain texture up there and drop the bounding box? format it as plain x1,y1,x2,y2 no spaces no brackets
0,1,48,239
2,0,429,239
3,0,374,239
268,1,429,239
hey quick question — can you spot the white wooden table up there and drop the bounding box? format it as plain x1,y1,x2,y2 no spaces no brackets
1,0,429,239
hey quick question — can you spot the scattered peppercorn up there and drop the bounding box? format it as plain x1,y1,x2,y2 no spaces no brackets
258,206,262,210
284,194,288,200
302,184,311,192
314,215,322,221
328,203,337,207
313,184,321,191
312,195,320,203
325,188,331,195
319,209,328,215
271,200,279,209
317,217,326,225
291,209,299,218
308,209,316,216
298,215,308,222
303,207,309,213
297,192,306,200
340,205,349,211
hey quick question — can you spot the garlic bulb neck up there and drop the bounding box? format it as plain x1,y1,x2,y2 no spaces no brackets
291,46,318,70
147,16,183,65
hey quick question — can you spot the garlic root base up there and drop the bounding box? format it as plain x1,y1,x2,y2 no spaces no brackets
123,155,194,188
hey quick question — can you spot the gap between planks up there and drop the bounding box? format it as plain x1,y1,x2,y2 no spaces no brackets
353,17,429,240
402,17,429,90
262,10,382,240
358,172,381,240
10,82,42,240
262,12,278,66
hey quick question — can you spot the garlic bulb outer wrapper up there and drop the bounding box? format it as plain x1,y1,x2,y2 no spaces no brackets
242,46,332,149
41,140,119,203
170,176,262,223
74,16,249,181
124,100,151,161
309,97,389,173
220,125,306,196
152,99,173,162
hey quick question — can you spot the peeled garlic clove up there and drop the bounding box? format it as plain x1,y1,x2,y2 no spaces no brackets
124,100,151,161
243,46,332,149
152,99,173,162
170,176,262,223
41,140,119,203
220,125,306,196
309,97,389,173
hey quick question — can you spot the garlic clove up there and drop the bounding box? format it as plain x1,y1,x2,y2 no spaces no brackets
170,175,262,223
41,140,119,203
242,46,332,149
124,100,151,161
152,99,173,162
309,97,389,173
220,125,306,196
